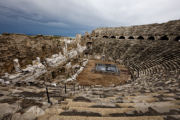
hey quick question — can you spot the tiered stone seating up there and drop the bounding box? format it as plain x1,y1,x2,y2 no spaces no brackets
93,38,180,78
37,71,180,120
36,21,180,119
131,48,180,75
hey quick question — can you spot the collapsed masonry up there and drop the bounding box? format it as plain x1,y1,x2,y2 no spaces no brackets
0,34,87,85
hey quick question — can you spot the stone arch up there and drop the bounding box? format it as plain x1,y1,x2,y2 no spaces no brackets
86,42,92,48
42,45,46,50
148,36,155,40
59,67,65,73
137,36,144,40
110,36,116,39
119,36,125,39
86,42,92,45
159,35,169,40
51,71,56,79
103,36,108,38
174,36,180,42
128,36,134,39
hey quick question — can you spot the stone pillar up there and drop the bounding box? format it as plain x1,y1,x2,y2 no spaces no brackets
13,59,21,73
36,57,41,64
32,57,41,65
76,34,82,43
85,32,89,37
63,40,68,57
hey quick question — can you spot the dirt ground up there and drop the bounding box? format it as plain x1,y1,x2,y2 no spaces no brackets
77,60,131,86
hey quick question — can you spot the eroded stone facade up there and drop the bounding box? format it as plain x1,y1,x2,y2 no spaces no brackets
91,20,180,41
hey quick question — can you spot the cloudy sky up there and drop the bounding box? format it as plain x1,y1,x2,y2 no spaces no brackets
0,0,180,36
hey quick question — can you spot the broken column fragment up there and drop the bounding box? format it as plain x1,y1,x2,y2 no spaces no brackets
13,59,21,73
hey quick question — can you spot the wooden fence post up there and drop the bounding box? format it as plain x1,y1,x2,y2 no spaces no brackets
64,83,67,94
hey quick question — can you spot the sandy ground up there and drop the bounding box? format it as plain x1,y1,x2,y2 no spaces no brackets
77,60,131,86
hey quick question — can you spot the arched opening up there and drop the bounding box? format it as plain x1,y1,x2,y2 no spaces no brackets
51,71,56,79
148,36,155,40
86,42,92,49
137,36,144,40
110,36,116,39
174,36,180,42
42,45,46,50
86,35,90,38
103,36,108,38
119,36,125,39
58,67,65,74
128,36,134,39
160,35,169,40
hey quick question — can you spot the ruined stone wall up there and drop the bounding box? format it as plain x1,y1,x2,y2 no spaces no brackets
0,34,74,76
92,20,180,41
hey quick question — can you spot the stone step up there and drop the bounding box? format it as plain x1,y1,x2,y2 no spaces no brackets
38,115,165,120
115,94,179,102
66,101,119,108
66,107,136,116
66,98,180,108
64,100,180,116
66,101,95,107
67,94,180,105
66,105,180,116
80,90,179,100
116,101,180,108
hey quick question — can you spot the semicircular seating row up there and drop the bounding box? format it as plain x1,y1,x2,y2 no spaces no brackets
92,39,180,78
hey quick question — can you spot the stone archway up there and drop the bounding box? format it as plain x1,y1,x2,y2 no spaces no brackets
119,36,125,39
137,36,144,40
103,36,108,38
110,36,116,39
174,36,180,42
160,35,169,40
128,36,134,39
51,71,56,79
86,42,92,48
148,36,155,40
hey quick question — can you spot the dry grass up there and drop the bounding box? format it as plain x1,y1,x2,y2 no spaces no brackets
77,60,131,86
